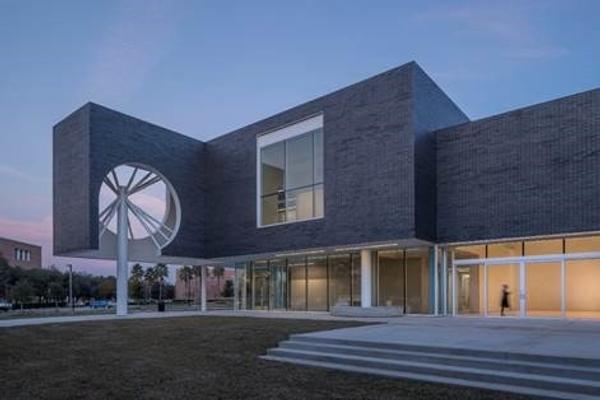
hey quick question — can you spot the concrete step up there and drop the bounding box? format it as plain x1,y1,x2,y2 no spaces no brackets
279,340,600,382
264,334,600,399
266,347,600,396
289,334,600,368
262,354,600,400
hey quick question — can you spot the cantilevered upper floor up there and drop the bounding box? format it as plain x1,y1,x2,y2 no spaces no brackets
53,61,600,264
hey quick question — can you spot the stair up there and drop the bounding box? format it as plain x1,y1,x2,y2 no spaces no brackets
262,335,600,399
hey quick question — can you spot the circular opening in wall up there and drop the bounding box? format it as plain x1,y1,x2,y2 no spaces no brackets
98,163,180,250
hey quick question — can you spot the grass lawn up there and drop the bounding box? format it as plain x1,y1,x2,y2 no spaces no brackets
0,316,527,400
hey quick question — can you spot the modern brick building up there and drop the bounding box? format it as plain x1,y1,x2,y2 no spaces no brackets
53,61,600,318
0,237,42,269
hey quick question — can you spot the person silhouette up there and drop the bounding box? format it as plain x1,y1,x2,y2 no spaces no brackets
500,284,510,316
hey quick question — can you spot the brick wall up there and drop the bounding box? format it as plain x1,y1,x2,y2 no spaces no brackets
0,237,42,269
436,89,600,243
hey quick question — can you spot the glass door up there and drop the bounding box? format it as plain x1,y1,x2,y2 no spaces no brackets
455,264,483,315
486,263,520,317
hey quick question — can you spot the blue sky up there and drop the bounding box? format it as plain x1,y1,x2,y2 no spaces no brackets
1,0,599,276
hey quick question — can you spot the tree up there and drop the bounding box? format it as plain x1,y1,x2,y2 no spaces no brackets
0,253,13,299
48,281,65,308
212,266,225,295
178,266,193,303
99,277,116,299
222,280,234,298
144,267,155,302
154,264,169,301
129,264,145,302
11,279,34,311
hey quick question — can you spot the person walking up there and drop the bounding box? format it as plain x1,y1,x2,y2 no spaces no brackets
500,284,510,316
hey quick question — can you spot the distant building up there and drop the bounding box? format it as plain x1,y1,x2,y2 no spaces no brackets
0,237,42,269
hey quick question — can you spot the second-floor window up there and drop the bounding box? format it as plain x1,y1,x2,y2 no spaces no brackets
258,115,324,227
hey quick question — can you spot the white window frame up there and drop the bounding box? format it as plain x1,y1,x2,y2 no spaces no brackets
256,114,324,228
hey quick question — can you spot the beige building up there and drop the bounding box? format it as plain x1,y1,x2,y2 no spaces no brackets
0,237,42,269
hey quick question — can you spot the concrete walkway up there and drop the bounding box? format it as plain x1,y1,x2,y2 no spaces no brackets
301,316,600,359
0,309,398,328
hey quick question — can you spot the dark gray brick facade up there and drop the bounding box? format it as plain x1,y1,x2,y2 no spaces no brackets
204,62,467,258
53,62,600,261
54,104,207,258
437,89,600,243
412,66,469,242
54,104,91,254
205,63,418,258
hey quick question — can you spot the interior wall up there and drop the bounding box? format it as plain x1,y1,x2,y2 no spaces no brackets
567,260,600,312
527,263,561,313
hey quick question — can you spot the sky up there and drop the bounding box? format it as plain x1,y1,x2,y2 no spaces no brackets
0,0,599,278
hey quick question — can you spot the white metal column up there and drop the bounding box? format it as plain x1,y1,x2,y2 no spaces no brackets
519,261,526,318
233,269,239,311
201,265,207,312
483,263,488,317
441,249,448,315
241,266,247,310
451,254,457,316
561,259,566,318
360,249,372,308
433,245,439,316
116,188,128,316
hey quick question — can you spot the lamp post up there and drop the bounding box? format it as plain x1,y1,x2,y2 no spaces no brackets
67,264,74,314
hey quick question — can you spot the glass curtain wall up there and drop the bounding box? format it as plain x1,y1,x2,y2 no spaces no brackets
288,257,307,311
377,248,430,314
252,261,270,310
329,254,352,307
242,253,367,312
351,254,361,306
449,234,600,319
270,259,287,310
307,256,328,311
406,249,430,314
377,250,404,308
233,262,250,310
241,248,435,314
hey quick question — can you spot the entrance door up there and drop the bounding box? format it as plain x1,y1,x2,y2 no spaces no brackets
455,264,483,315
486,263,520,317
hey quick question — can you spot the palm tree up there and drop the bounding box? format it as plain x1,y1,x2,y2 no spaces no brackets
154,263,169,301
130,264,144,303
212,266,225,296
144,267,155,302
178,266,193,303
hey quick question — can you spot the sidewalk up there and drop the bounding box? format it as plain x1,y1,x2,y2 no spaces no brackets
0,309,398,328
